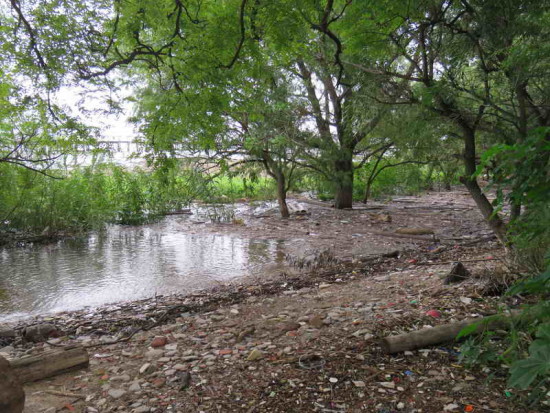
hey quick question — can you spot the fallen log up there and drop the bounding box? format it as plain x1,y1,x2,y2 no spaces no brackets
380,314,513,354
0,355,25,413
371,231,438,242
9,346,89,383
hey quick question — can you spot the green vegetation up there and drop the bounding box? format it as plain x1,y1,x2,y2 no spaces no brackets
0,0,548,399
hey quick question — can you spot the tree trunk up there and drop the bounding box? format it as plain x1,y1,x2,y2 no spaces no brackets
334,155,354,209
460,127,508,246
275,172,290,218
362,179,373,204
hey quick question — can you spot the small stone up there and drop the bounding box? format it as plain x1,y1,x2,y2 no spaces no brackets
110,374,131,382
396,402,405,410
443,403,459,411
177,371,191,390
308,315,324,329
319,283,331,289
128,381,141,392
152,378,166,388
329,377,338,383
459,296,472,305
277,321,301,333
144,349,164,359
150,336,168,348
108,389,126,399
139,363,155,375
0,327,16,338
23,323,59,342
352,381,365,387
379,381,395,389
133,407,150,413
247,349,264,361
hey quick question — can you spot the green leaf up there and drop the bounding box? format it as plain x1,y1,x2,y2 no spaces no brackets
508,339,550,389
457,322,479,339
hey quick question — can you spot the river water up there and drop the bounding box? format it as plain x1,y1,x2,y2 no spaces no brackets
0,212,292,321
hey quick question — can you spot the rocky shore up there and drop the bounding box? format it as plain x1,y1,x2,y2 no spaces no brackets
1,241,541,412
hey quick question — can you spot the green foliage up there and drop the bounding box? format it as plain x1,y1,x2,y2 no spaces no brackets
0,163,200,234
509,322,550,389
205,175,276,203
356,161,427,200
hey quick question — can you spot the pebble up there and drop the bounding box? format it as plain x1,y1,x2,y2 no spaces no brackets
150,336,167,348
107,389,126,399
352,381,365,387
308,315,325,329
128,381,141,392
247,349,264,361
145,349,164,359
110,374,131,382
139,363,155,375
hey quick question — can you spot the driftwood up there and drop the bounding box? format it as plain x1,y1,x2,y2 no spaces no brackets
10,346,89,383
0,355,25,413
371,231,438,242
380,314,512,354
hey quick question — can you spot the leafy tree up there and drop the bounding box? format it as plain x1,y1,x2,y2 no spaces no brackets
345,0,550,245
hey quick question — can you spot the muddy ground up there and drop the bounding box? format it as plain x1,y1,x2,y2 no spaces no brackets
1,189,544,412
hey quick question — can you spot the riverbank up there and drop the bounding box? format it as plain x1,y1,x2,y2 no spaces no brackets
12,241,537,412
1,190,541,412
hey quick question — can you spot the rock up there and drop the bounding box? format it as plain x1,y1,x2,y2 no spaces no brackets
308,315,324,329
0,346,14,354
134,406,150,413
353,381,366,388
128,381,141,392
247,349,264,361
237,326,255,341
23,323,59,342
443,403,460,411
396,402,405,410
318,283,331,289
177,371,191,390
139,363,155,375
277,321,301,333
107,388,126,399
152,378,166,388
150,336,168,348
0,355,25,413
0,326,16,339
444,262,471,284
144,349,164,359
395,227,434,235
110,374,131,382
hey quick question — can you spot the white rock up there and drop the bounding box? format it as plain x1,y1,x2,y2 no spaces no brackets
108,389,126,399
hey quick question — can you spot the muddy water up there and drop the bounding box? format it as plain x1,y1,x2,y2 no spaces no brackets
0,213,292,321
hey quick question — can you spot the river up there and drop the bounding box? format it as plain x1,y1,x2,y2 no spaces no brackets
0,210,293,321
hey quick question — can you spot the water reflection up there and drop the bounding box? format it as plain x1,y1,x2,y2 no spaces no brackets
0,216,289,320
